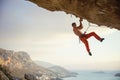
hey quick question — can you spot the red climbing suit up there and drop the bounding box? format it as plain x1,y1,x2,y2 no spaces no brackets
73,26,101,54
80,32,101,53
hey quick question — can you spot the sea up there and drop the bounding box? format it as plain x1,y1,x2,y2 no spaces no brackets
63,70,120,80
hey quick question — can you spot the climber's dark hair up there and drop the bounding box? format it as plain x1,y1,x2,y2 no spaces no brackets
72,22,76,27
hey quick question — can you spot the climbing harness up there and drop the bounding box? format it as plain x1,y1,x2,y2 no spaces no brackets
79,21,91,44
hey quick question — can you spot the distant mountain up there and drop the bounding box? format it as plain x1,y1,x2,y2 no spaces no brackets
35,61,78,78
0,48,60,80
115,73,120,77
34,61,54,68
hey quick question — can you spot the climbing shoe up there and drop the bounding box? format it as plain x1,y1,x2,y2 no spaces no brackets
88,52,92,56
100,38,104,42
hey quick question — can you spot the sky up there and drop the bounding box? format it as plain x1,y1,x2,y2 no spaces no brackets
0,0,120,71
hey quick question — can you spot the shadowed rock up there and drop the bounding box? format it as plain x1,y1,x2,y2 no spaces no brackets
28,0,120,30
0,71,9,80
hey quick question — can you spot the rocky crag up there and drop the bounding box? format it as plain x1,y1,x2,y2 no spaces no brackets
28,0,120,30
0,48,62,80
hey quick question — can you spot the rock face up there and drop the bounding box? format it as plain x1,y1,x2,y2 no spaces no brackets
0,71,9,80
28,0,120,30
0,48,58,80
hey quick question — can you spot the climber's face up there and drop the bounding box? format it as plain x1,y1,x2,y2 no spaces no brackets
72,23,76,27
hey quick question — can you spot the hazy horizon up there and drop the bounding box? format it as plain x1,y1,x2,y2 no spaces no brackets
0,0,120,71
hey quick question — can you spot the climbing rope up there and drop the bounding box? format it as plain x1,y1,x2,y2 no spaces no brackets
84,22,91,34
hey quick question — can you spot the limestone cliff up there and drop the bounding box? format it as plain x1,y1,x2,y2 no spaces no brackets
28,0,120,30
0,48,58,80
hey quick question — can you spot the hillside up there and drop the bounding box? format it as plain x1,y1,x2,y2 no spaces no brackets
48,66,78,78
35,61,54,68
35,61,78,78
0,48,59,80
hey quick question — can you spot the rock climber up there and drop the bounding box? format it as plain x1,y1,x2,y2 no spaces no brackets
72,18,104,56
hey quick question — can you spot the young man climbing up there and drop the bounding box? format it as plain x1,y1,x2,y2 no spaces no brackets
72,18,104,56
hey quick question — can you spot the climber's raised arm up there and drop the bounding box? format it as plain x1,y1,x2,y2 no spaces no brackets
77,18,83,29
